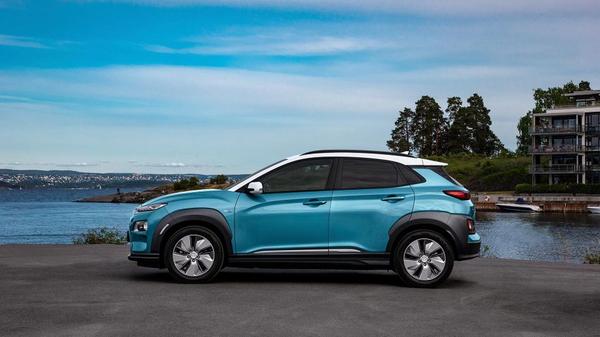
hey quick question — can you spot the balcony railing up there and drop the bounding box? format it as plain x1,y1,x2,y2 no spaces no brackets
530,164,582,173
530,126,581,134
586,125,600,134
586,165,600,171
586,146,600,152
529,145,584,154
551,101,600,110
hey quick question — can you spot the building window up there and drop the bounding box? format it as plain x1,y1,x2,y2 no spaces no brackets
553,156,576,165
586,113,600,127
552,117,576,128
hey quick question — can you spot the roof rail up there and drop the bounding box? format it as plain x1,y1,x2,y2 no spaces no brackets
301,149,414,157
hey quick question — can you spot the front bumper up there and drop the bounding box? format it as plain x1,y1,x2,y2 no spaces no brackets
128,253,161,268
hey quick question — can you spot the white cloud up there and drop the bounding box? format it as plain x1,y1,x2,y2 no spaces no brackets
156,162,186,167
76,0,600,16
0,34,49,49
0,63,548,167
0,161,101,167
147,36,390,56
0,65,403,118
56,162,98,167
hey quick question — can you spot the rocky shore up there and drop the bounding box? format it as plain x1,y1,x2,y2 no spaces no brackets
77,183,230,204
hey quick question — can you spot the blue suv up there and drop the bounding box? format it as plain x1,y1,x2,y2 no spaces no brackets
128,150,480,287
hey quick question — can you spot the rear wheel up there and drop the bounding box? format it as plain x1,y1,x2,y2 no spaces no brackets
393,230,454,288
164,226,224,283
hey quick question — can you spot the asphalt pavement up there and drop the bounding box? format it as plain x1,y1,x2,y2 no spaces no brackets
1,244,599,337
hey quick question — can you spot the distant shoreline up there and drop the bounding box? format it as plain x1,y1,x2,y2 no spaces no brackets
77,183,230,204
76,186,166,204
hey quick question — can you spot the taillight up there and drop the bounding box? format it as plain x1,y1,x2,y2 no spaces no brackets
443,190,471,200
466,218,476,234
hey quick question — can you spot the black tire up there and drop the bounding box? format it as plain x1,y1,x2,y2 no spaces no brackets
392,229,454,288
164,226,225,283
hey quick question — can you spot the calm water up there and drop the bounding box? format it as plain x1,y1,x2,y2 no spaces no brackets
0,188,137,244
476,212,600,263
1,189,599,262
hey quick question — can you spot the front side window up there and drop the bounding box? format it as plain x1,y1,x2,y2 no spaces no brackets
339,158,398,189
260,159,332,193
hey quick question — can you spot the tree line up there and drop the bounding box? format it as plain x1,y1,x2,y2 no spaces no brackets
388,80,592,158
387,94,504,156
173,174,230,191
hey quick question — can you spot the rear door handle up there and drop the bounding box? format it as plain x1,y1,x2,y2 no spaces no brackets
381,195,405,202
303,199,327,206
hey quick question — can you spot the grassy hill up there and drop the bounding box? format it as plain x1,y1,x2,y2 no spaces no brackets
426,154,530,192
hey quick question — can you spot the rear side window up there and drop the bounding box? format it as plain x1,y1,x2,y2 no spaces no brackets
397,165,424,185
428,166,462,186
339,158,398,189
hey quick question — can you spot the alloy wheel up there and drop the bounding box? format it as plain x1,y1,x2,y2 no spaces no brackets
172,234,215,277
403,238,446,281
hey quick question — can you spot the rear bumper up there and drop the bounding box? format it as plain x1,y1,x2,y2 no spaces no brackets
128,253,161,268
456,242,481,260
456,233,481,261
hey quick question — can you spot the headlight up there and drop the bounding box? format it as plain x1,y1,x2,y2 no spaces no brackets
133,220,148,231
135,203,167,212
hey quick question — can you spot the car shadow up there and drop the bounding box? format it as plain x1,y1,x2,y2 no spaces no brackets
128,267,474,289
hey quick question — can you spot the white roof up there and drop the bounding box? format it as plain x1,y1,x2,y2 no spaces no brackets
228,151,446,191
563,90,600,97
292,151,446,166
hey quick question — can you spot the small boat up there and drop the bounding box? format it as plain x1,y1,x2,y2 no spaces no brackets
496,198,542,213
588,206,600,214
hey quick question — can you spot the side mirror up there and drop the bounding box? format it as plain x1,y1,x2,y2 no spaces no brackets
247,181,263,195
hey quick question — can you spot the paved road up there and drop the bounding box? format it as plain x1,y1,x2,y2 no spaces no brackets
1,245,599,337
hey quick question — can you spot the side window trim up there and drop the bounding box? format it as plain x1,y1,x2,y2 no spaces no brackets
245,158,335,194
334,157,409,191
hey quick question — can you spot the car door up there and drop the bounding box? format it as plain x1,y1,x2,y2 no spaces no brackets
234,158,334,254
329,158,415,252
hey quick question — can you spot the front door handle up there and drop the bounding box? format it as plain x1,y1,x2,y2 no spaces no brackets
303,199,327,206
381,195,405,202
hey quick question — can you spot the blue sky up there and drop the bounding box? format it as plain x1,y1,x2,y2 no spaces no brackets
1,0,599,173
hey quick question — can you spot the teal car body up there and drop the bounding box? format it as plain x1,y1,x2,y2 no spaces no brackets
128,150,481,286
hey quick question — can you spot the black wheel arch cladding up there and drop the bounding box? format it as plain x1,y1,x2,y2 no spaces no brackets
387,211,471,257
151,208,233,256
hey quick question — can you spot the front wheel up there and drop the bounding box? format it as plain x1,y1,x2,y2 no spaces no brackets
393,230,454,288
164,226,224,283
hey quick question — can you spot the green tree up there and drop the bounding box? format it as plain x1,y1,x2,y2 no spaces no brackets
412,96,447,156
578,80,591,91
189,176,199,186
173,178,190,191
516,81,591,153
515,111,532,155
444,94,503,155
445,96,462,125
445,97,468,154
209,174,229,185
466,94,505,156
387,107,414,153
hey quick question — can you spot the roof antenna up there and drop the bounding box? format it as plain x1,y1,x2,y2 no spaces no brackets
400,151,410,156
